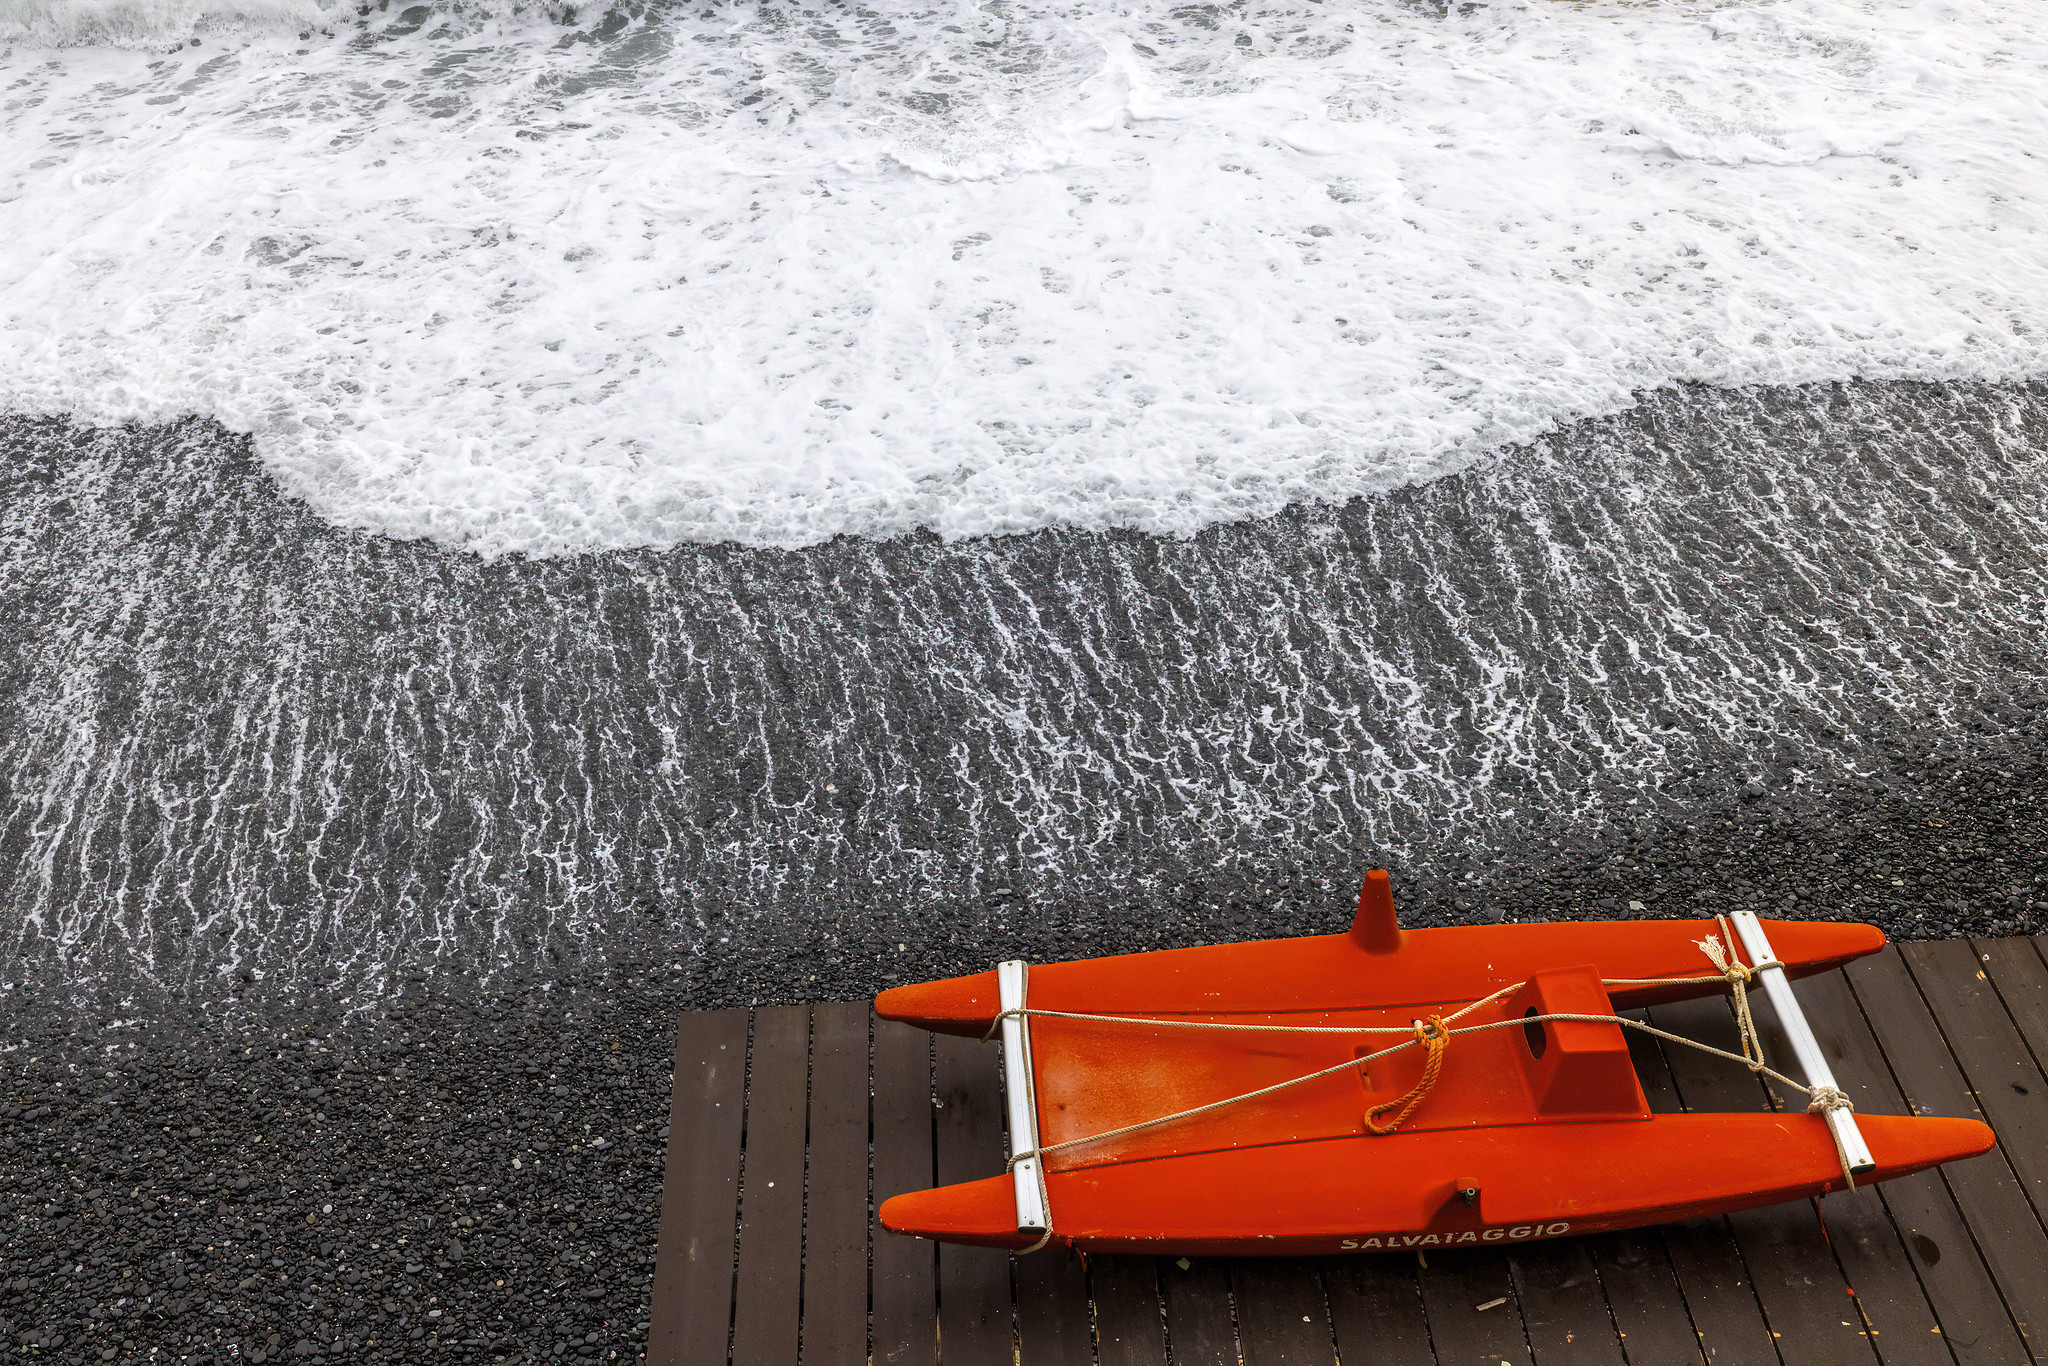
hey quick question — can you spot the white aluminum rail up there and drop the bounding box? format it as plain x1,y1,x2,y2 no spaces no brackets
997,960,1050,1234
1727,911,1875,1176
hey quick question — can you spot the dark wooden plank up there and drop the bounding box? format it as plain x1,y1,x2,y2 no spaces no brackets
1232,1258,1334,1366
1510,1237,1626,1366
1585,1231,1706,1366
1091,1257,1168,1366
1617,1017,1769,1366
1847,951,2048,1362
1976,937,2048,1093
1161,1256,1238,1366
803,1002,871,1366
1325,1255,1434,1366
1656,1218,1778,1366
1903,942,2048,1229
1017,1244,1095,1364
1785,966,1970,1366
872,1019,937,1366
1416,1248,1531,1366
731,1005,811,1366
933,1031,1014,1365
1649,992,1878,1364
647,1008,750,1366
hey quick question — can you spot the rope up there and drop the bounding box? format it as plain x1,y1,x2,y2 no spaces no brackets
1698,915,1776,1074
1806,1084,1859,1192
978,960,1782,1042
981,979,1528,1041
1699,919,1856,1190
1005,1008,1824,1172
1365,1016,1448,1134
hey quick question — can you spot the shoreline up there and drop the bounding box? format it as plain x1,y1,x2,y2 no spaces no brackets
7,376,2048,1020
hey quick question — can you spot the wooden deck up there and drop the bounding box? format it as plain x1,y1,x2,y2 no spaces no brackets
645,937,2048,1365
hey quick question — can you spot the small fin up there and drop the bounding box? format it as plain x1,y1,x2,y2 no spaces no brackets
1350,869,1403,955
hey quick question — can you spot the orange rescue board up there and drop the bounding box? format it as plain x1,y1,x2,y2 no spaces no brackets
873,875,1997,1255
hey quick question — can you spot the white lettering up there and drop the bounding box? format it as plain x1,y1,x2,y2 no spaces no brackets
1340,1221,1572,1250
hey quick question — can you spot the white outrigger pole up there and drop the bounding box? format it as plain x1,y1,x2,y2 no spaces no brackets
998,961,1050,1234
1726,912,1876,1177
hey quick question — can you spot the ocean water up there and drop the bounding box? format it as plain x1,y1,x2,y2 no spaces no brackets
3,0,2045,553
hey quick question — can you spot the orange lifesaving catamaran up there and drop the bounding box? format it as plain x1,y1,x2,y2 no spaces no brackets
875,872,1994,1255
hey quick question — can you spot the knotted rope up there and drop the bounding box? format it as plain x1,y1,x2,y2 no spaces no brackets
1804,1083,1859,1192
1365,1016,1448,1134
1698,915,1773,1075
1698,918,1856,1190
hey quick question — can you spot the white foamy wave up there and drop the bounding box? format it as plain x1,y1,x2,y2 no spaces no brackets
2,0,2045,553
0,0,325,45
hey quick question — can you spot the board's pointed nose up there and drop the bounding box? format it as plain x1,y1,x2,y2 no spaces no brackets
1859,1113,1997,1184
879,1177,1037,1250
874,969,1002,1036
1757,918,1887,975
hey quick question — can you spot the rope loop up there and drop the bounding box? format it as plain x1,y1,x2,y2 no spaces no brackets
1804,1085,1859,1192
1698,918,1783,1075
1364,1015,1449,1135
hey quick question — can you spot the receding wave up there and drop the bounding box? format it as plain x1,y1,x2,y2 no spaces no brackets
4,379,2045,1009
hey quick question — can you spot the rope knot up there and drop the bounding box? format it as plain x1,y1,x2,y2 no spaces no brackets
1805,1083,1860,1192
982,1006,1022,1042
1366,1014,1449,1136
1806,1085,1854,1115
1701,920,1774,1072
1697,933,1747,983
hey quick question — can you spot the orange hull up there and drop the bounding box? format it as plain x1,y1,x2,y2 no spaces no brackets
882,1113,1992,1254
876,914,1888,1036
875,895,1996,1254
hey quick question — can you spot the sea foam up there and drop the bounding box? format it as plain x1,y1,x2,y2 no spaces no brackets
2,0,2045,553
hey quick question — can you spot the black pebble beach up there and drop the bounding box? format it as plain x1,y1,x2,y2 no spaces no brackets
3,764,2045,1365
